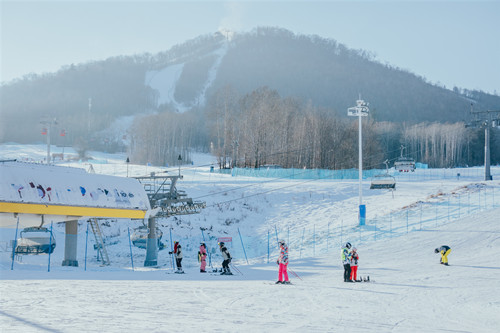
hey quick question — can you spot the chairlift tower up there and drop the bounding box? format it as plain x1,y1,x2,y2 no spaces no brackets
465,104,500,181
347,96,369,226
134,173,206,266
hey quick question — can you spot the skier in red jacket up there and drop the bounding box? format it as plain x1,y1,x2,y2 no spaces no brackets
350,248,359,282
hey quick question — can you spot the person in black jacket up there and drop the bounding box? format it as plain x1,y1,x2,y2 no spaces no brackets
219,242,232,275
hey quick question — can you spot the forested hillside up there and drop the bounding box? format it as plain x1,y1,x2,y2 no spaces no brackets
1,27,499,168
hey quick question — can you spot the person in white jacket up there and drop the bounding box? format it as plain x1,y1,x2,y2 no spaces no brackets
219,242,232,275
169,241,183,273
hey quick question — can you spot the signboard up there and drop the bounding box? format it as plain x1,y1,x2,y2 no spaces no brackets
347,99,369,117
347,107,369,117
218,237,232,243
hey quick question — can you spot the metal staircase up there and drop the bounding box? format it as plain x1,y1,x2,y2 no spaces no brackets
88,218,110,265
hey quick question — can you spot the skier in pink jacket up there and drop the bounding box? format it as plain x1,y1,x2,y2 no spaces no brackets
276,240,290,284
199,243,207,273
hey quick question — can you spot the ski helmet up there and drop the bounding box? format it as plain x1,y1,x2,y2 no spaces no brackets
352,247,357,252
278,239,285,246
219,242,224,247
345,242,351,249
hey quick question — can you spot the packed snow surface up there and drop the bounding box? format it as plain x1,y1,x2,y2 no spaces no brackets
1,144,499,332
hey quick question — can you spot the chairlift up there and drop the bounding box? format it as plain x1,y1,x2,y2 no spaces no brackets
15,226,56,255
370,174,396,189
130,225,165,250
370,160,396,190
394,145,415,172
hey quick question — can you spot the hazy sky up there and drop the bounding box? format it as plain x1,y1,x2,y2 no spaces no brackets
1,0,499,94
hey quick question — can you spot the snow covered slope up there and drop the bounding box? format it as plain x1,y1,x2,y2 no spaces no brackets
145,41,228,111
0,144,499,332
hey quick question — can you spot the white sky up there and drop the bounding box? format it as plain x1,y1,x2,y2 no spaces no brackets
1,0,499,94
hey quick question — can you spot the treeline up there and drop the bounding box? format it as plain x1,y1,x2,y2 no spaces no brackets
130,86,499,169
128,107,207,166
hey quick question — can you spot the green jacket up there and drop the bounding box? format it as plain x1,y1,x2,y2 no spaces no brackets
341,247,351,264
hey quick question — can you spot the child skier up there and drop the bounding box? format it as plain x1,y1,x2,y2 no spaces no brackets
276,240,290,284
219,242,232,275
169,241,183,273
341,242,352,282
350,247,359,282
435,245,451,265
199,242,207,273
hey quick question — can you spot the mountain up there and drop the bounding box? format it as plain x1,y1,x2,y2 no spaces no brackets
1,27,499,145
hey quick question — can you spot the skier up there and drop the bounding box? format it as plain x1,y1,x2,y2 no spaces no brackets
169,241,183,273
435,245,451,266
276,240,290,284
350,247,359,282
219,242,232,275
199,242,208,273
341,242,352,282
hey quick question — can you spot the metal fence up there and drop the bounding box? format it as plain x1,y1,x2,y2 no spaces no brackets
193,184,499,266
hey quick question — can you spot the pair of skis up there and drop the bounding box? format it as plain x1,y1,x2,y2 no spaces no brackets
208,263,242,275
351,276,370,282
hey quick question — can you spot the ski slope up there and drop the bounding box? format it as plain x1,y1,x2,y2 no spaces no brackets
1,144,499,332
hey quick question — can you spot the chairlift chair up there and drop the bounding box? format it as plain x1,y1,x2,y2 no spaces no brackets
15,227,56,255
370,159,396,189
130,225,165,250
370,174,396,189
394,145,415,172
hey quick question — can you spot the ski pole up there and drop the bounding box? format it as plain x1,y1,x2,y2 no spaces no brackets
230,263,243,275
288,267,303,281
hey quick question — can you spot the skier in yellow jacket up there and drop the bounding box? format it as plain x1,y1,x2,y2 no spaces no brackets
435,245,451,266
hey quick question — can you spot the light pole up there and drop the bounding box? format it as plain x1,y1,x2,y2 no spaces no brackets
126,157,130,177
40,117,58,164
347,97,369,226
178,154,182,177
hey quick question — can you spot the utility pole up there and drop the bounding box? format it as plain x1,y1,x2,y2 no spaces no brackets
465,104,500,181
88,97,92,134
40,117,58,164
347,96,369,225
